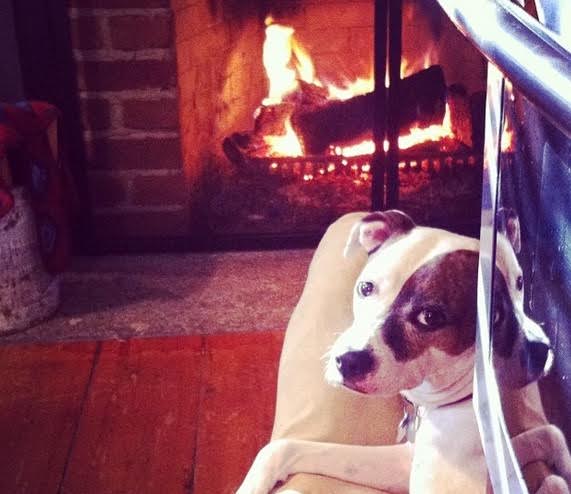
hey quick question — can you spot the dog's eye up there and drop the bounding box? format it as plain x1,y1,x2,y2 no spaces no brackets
416,307,446,329
357,281,375,298
516,275,524,291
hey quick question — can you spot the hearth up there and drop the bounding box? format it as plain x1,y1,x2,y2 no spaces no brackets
172,0,488,247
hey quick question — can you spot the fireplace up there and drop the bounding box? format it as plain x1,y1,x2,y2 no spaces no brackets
66,0,489,251
173,0,487,247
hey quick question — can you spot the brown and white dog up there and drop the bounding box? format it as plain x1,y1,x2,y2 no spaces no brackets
237,211,571,494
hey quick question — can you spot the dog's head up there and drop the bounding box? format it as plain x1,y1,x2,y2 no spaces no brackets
492,209,553,388
325,210,553,404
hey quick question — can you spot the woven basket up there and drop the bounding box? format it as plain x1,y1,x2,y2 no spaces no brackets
0,188,60,334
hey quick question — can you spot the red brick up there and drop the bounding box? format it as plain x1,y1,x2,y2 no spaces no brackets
94,209,190,239
70,16,105,50
88,173,129,207
110,15,172,50
304,2,374,29
89,137,182,170
131,173,187,206
77,60,176,91
296,27,351,55
122,98,179,130
80,98,112,131
174,2,225,43
69,0,169,7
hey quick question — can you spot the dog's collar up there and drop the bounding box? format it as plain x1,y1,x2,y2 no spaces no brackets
440,393,473,408
397,392,473,444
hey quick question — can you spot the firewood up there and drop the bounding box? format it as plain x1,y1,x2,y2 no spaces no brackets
254,103,294,137
222,132,271,166
287,80,329,107
447,84,473,148
292,65,447,155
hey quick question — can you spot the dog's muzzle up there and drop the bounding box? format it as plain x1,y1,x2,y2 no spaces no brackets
335,349,376,382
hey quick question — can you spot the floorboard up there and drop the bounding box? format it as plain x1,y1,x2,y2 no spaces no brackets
60,336,204,494
0,342,97,494
192,331,283,494
0,331,284,493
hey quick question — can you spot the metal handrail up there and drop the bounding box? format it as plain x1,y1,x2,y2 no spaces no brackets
436,0,571,138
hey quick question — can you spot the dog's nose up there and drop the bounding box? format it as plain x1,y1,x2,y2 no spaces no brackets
523,340,551,376
335,350,376,381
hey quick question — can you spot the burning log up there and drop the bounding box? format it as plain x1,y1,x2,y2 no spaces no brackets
222,132,271,167
291,65,447,155
252,81,329,137
254,103,294,136
447,84,473,148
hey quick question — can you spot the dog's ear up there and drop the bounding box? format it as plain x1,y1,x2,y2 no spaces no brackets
344,210,415,257
497,208,521,254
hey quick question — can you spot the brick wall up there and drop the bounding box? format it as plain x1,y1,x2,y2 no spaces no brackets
69,0,189,249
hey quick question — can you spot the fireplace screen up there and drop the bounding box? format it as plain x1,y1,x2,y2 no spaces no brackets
186,0,487,245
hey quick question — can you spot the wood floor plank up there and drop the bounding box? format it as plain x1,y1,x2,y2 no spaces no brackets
0,342,97,494
193,331,284,494
61,336,203,494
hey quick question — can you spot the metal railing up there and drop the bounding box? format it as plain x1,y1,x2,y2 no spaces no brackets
435,1,571,492
436,0,571,138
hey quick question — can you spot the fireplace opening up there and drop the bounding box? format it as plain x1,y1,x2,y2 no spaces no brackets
174,0,490,247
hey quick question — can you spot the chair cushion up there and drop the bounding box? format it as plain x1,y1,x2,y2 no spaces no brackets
271,212,403,493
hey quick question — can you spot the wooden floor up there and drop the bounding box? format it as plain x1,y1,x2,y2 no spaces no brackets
0,331,284,494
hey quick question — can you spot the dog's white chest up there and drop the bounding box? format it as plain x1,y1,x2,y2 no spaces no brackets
410,401,488,494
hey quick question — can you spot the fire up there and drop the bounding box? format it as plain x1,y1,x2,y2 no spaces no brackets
334,141,375,158
328,76,374,101
262,17,320,105
334,104,453,157
501,80,515,152
263,117,303,156
261,18,455,159
398,103,453,149
501,118,514,152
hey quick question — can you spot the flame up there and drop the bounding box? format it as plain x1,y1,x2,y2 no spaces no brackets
398,103,453,149
327,76,374,101
335,141,375,157
260,18,455,159
501,80,515,152
501,116,514,152
262,23,297,105
263,117,303,156
262,18,319,105
335,105,454,157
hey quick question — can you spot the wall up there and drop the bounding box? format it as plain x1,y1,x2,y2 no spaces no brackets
0,0,25,102
69,0,189,249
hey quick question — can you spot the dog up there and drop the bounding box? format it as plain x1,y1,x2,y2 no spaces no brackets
237,210,570,494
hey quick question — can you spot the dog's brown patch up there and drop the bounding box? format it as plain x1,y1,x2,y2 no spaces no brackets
491,271,519,358
382,250,479,361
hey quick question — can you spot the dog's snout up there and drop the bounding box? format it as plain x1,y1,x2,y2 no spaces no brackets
335,350,376,381
522,340,552,377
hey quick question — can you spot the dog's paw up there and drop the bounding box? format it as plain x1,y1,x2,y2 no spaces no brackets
236,439,291,494
512,425,571,491
534,474,570,494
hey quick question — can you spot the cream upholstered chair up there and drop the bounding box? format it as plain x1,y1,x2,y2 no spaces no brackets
270,212,403,493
